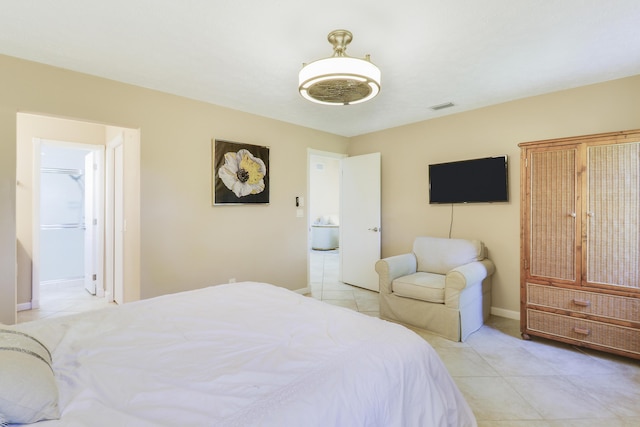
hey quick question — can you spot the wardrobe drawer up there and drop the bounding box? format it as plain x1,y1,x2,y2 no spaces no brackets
526,283,640,323
527,309,640,356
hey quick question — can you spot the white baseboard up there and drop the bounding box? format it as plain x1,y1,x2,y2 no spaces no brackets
294,287,311,295
491,307,520,320
17,302,32,312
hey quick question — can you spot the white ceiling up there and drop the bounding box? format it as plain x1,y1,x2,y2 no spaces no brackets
1,0,639,137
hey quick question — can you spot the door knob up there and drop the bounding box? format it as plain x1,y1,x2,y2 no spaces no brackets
368,227,380,232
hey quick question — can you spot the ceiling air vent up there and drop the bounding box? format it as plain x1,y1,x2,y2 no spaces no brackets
430,102,455,111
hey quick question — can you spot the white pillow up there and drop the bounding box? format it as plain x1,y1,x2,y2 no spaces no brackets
0,328,59,424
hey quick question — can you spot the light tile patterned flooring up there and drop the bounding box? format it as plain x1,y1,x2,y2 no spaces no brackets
17,280,115,323
310,249,640,427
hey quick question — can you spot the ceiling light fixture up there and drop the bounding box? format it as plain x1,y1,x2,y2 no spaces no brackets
299,30,381,106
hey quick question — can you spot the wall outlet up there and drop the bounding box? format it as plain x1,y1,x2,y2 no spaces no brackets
229,278,236,283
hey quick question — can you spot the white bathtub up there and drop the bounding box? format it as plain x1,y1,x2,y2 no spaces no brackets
311,224,339,250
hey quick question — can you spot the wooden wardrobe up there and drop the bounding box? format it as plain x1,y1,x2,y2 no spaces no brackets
519,129,640,359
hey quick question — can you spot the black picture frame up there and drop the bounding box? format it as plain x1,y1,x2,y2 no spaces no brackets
212,139,270,205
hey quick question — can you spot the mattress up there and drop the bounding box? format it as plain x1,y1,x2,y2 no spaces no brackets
8,281,476,426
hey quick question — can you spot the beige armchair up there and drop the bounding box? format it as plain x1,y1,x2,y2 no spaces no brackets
375,236,495,341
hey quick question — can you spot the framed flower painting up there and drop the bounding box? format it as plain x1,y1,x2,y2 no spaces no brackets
212,139,270,205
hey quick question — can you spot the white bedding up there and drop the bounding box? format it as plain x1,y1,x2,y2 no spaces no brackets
14,282,476,426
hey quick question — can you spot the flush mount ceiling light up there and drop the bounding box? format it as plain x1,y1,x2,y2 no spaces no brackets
299,30,381,106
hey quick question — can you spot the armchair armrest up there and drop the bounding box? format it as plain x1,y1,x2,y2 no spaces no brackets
375,254,417,294
445,259,494,291
444,259,495,307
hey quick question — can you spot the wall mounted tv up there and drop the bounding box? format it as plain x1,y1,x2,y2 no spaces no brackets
429,155,508,204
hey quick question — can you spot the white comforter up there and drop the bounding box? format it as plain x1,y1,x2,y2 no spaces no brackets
17,282,476,426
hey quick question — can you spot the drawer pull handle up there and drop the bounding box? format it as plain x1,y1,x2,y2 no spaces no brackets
573,327,591,336
572,299,591,307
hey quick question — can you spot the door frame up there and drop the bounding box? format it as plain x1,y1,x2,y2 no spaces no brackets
83,148,106,297
31,138,105,308
306,149,347,287
104,133,125,304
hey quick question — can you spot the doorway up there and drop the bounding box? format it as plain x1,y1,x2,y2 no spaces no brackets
307,150,381,292
30,139,107,316
15,113,138,322
308,150,344,289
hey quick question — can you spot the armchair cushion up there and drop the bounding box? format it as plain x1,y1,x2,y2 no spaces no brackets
392,272,445,303
413,237,485,275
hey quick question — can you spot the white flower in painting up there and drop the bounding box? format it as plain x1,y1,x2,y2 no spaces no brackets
218,149,267,197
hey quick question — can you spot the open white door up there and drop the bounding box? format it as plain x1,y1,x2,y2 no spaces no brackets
340,153,381,291
83,149,105,296
83,152,96,294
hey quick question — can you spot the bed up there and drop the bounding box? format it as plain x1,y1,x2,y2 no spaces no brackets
1,281,476,426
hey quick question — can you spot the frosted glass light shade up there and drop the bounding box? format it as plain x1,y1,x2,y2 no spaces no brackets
298,30,381,106
298,57,381,105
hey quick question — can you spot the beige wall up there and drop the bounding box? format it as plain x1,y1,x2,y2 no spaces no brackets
348,75,640,315
0,54,348,324
2,51,638,324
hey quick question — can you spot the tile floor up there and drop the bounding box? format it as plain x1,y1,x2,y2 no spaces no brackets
310,249,640,427
17,279,115,323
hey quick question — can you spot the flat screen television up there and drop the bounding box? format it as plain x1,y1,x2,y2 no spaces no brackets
429,155,508,204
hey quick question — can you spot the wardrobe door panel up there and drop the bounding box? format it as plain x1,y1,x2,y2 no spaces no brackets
586,142,640,290
528,148,579,282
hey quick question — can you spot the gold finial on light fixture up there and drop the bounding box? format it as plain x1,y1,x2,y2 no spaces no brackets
299,30,381,106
